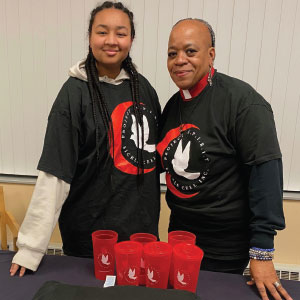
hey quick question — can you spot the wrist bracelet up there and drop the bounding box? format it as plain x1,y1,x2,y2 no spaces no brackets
249,247,274,261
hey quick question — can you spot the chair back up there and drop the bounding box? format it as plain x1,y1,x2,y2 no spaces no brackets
0,186,19,250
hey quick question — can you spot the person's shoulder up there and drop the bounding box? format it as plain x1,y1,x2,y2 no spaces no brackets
137,72,150,84
137,73,155,91
215,72,254,95
162,90,180,114
52,77,88,113
137,73,159,103
63,76,88,92
215,71,271,110
168,90,181,103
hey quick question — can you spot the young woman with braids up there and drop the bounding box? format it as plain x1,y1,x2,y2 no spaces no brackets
10,1,161,277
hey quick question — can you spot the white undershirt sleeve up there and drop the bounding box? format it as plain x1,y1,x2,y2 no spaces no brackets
12,171,70,271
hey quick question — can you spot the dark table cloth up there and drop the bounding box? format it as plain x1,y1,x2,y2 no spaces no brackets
1,251,299,300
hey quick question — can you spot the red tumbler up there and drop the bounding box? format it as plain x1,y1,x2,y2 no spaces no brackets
114,241,143,286
144,241,172,289
173,243,204,293
168,230,196,287
92,230,118,280
130,233,157,285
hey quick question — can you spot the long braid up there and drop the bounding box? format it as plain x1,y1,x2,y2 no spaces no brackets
85,53,101,162
122,55,144,178
86,48,114,165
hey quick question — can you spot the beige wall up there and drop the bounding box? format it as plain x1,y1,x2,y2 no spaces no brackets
1,183,299,265
274,200,300,265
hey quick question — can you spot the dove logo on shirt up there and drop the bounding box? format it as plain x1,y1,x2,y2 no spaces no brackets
130,115,156,153
110,101,158,175
172,139,200,180
157,124,210,199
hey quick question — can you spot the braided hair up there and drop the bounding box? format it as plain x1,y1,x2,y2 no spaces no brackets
85,1,144,178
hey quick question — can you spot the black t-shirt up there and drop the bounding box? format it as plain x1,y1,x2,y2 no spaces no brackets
38,74,161,257
158,71,281,260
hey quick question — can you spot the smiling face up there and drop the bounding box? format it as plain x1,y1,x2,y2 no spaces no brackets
89,8,133,78
167,20,215,90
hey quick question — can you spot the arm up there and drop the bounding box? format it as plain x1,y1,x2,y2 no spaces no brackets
248,158,285,249
11,79,82,276
247,159,292,300
10,171,70,275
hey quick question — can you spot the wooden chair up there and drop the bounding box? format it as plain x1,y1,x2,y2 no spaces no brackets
0,186,20,250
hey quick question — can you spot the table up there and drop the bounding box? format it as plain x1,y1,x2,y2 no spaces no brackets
1,251,299,300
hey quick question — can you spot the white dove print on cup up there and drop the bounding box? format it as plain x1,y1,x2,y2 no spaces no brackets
177,271,187,285
144,241,172,289
99,253,111,266
97,252,112,268
130,114,156,153
128,268,137,280
92,230,118,280
114,241,143,286
147,268,158,283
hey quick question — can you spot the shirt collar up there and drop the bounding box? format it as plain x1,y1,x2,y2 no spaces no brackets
180,67,215,101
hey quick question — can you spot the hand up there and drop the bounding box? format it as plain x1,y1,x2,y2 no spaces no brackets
10,263,27,277
247,259,293,300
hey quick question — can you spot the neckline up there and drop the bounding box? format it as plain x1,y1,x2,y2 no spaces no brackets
180,67,215,101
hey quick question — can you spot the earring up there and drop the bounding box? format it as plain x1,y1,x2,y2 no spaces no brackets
207,66,212,86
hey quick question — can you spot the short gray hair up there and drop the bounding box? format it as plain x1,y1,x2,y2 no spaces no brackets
174,18,215,48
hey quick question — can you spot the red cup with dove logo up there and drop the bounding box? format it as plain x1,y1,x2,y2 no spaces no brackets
130,233,157,285
173,243,204,293
144,241,172,289
92,230,118,280
168,230,196,287
114,241,143,286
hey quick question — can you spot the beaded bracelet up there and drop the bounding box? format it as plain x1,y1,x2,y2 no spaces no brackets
249,247,274,261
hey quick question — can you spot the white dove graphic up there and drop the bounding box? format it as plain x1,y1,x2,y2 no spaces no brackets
147,269,157,283
101,254,110,266
128,268,137,280
177,271,187,285
172,139,200,180
130,115,156,153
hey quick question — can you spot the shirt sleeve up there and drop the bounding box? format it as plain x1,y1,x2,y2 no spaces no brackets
234,91,282,165
248,159,285,249
38,79,81,183
12,171,70,271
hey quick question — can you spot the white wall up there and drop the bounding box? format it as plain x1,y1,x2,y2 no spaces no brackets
0,0,300,191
